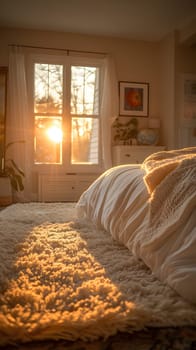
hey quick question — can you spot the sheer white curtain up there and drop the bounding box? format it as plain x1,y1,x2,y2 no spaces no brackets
101,55,118,169
6,50,117,202
7,46,31,202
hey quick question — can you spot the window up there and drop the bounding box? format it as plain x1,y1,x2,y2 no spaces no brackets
34,63,63,164
32,55,103,171
70,65,100,165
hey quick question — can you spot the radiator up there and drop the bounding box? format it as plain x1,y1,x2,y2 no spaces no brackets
38,174,98,202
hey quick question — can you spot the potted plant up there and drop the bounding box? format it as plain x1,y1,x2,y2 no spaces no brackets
112,117,138,145
0,140,25,192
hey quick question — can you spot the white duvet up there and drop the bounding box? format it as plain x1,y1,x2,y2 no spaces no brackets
76,148,196,305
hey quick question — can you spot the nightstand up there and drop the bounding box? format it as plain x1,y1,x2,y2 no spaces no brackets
112,145,166,165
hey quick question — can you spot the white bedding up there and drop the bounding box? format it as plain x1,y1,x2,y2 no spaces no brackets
76,165,149,245
76,148,196,305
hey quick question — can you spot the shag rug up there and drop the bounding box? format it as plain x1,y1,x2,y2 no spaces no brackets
0,203,196,347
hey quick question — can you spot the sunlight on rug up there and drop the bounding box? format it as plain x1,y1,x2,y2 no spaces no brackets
0,203,196,346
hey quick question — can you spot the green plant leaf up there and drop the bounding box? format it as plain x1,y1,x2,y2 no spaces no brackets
10,176,18,192
15,174,24,191
3,140,25,192
10,159,25,177
5,140,25,151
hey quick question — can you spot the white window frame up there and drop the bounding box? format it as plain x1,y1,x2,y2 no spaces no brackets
27,53,104,174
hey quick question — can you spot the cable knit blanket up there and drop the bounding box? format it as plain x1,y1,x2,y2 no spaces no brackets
143,147,196,193
77,147,196,305
132,147,196,304
142,147,196,226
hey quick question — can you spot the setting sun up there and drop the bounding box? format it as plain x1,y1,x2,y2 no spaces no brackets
46,126,63,143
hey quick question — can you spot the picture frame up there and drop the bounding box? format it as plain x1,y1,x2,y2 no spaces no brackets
119,81,149,117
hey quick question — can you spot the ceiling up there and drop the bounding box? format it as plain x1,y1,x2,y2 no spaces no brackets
0,0,196,42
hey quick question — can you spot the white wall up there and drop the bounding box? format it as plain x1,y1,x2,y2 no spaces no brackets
159,33,176,149
0,27,160,132
175,42,196,148
158,31,196,150
0,27,195,150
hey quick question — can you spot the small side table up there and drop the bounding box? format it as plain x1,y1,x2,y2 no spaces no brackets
112,145,166,165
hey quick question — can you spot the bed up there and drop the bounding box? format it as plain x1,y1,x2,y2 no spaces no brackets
0,147,195,350
77,146,196,305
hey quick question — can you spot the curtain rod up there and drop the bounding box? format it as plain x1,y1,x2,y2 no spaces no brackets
8,44,107,56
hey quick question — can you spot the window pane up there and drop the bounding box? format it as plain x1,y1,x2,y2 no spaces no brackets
71,66,99,115
34,116,62,164
71,117,99,164
34,64,63,114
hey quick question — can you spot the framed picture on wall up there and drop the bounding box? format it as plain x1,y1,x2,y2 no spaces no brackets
119,81,149,117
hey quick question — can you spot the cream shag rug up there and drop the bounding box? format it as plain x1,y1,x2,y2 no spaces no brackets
0,203,196,346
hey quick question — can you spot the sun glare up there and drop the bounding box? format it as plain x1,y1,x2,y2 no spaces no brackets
47,126,63,143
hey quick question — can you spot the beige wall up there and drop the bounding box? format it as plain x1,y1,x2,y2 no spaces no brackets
0,27,195,149
175,43,196,148
0,28,160,130
158,33,176,149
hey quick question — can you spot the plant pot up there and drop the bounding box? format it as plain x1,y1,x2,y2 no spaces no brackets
0,176,12,206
